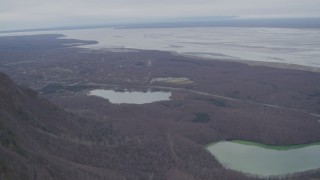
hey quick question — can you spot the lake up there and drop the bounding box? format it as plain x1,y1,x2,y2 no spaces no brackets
88,89,171,104
206,140,320,177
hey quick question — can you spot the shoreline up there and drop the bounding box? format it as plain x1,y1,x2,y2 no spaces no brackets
169,51,320,73
2,32,320,73
81,46,320,73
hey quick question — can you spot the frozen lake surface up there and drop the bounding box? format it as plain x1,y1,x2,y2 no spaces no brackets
89,89,171,104
2,27,320,68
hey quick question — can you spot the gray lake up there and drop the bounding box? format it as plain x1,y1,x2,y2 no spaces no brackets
206,141,320,177
89,89,171,104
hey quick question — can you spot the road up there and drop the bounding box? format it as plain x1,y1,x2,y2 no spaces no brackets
83,82,320,119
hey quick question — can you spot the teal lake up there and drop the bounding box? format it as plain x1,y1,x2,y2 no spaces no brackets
206,141,320,177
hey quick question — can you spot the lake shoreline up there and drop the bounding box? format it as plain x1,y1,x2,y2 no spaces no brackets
205,140,320,150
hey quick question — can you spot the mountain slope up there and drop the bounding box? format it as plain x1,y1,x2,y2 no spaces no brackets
0,71,121,180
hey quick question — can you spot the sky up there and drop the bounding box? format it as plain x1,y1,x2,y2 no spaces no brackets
1,0,320,31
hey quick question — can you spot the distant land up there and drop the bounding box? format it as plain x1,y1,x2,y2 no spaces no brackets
1,17,320,33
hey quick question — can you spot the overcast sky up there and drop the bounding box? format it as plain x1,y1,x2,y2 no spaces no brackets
1,0,320,31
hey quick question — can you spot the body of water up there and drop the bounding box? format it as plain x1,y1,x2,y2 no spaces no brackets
88,89,171,104
2,27,320,68
207,140,320,177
